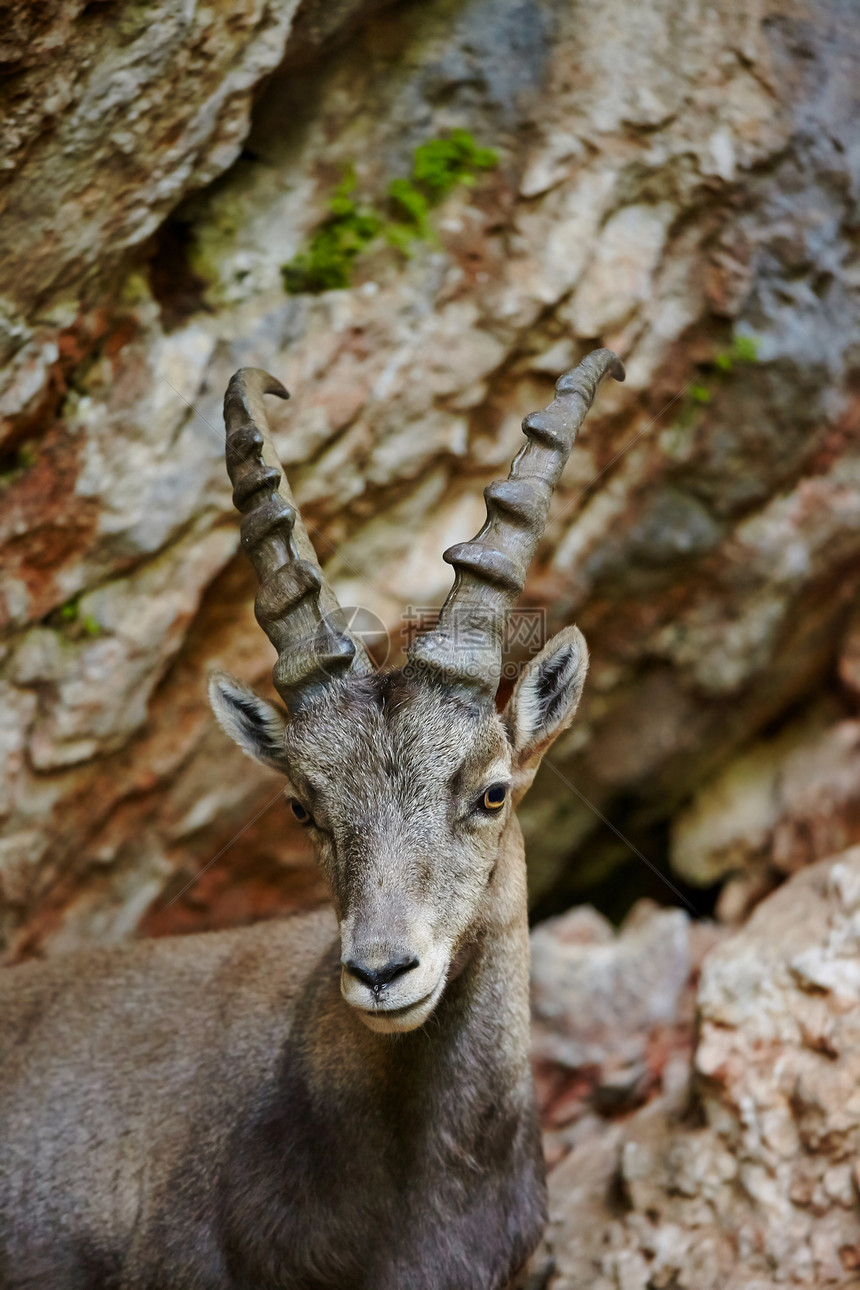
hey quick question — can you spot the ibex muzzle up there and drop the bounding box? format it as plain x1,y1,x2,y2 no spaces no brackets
1,348,623,1289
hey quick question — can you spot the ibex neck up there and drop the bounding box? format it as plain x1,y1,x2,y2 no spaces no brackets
231,823,542,1289
430,816,533,1077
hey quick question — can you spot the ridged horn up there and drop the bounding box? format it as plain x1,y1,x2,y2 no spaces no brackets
407,348,625,697
224,368,373,711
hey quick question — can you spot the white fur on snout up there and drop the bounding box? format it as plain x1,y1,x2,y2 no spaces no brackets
338,920,451,1033
352,971,448,1035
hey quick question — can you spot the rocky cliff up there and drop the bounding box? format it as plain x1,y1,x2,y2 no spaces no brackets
1,0,859,958
528,847,860,1288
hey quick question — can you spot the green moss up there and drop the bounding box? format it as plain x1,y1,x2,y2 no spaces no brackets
386,178,431,238
713,332,761,375
57,597,101,637
411,129,498,197
731,333,760,364
664,331,763,443
282,171,382,294
282,131,499,294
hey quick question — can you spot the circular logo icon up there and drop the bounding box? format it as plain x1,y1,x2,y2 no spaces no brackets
316,604,390,672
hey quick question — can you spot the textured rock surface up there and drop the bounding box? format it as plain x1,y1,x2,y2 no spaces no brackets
1,0,860,954
672,706,860,920
536,849,860,1289
530,899,725,1171
0,0,300,352
532,904,690,1082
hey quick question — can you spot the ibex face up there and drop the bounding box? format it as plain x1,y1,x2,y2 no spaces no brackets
212,631,585,1033
210,351,623,1035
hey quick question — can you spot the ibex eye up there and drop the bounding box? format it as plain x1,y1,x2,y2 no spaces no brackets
290,800,311,825
481,783,508,812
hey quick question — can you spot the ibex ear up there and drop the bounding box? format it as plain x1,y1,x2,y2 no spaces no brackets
503,627,588,799
209,672,288,773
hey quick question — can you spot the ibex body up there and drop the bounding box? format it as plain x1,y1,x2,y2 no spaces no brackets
0,349,623,1289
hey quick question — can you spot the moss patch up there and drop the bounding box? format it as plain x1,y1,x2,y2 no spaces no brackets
281,130,499,294
58,597,102,638
411,129,499,197
281,170,383,293
676,332,762,430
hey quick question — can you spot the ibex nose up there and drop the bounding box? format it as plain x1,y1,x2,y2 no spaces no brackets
343,955,419,994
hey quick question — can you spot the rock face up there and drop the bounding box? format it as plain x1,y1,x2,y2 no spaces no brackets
672,709,860,921
537,848,860,1289
530,901,718,1149
1,0,860,954
0,0,300,352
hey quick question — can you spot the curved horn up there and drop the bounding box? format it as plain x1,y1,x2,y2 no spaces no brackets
408,348,625,697
224,368,373,711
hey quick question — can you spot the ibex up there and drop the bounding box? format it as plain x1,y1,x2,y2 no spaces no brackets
0,348,623,1289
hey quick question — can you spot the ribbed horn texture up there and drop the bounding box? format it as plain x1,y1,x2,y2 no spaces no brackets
224,368,373,711
407,348,625,697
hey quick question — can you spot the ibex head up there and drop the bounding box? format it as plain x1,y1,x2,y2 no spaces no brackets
210,352,624,1034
